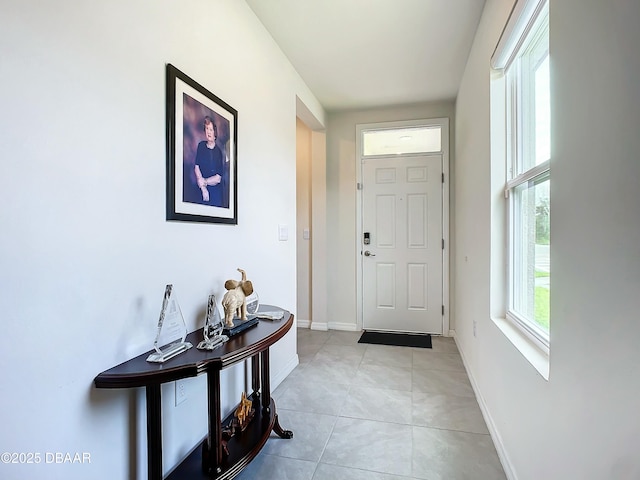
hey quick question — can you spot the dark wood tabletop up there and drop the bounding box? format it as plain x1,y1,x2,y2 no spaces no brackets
94,307,293,389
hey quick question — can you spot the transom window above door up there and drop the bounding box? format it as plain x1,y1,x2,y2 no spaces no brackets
362,126,442,157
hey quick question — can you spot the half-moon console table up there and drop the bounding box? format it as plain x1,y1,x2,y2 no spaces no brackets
94,306,294,480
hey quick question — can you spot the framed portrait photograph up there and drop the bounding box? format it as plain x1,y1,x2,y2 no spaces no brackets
166,64,238,224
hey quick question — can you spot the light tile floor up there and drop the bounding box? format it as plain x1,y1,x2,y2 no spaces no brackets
236,329,506,480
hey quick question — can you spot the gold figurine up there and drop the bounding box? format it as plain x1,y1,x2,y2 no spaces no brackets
233,392,255,432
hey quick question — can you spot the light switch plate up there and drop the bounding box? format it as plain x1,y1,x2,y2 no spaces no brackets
175,379,187,406
278,224,288,241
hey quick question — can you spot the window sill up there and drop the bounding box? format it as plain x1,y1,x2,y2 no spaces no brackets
491,316,549,380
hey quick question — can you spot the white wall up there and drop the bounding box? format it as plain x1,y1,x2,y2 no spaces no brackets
455,1,640,479
326,102,456,331
0,1,324,479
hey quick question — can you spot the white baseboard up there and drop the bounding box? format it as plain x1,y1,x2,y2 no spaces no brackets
297,319,311,329
271,353,299,391
328,322,358,331
452,331,517,480
299,322,358,332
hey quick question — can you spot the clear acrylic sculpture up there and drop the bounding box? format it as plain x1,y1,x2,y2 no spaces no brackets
146,284,193,363
197,294,228,350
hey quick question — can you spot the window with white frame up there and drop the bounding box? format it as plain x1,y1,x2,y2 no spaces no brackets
493,0,550,349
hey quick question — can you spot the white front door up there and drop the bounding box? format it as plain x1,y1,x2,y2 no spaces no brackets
361,154,443,334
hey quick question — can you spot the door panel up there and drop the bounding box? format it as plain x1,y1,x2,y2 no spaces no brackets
407,194,427,247
376,263,396,308
407,263,427,309
376,195,396,247
362,154,442,334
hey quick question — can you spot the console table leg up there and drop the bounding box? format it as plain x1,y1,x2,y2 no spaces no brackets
251,355,261,398
259,349,270,412
273,413,294,439
206,369,222,475
145,384,162,480
259,349,294,440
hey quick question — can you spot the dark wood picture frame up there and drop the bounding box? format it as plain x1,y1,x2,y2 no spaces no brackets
166,64,238,224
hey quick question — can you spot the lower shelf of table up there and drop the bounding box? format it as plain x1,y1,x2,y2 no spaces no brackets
167,396,278,480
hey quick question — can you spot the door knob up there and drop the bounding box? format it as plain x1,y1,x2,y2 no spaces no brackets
364,250,376,257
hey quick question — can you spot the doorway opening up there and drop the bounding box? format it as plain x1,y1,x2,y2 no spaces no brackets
295,98,327,331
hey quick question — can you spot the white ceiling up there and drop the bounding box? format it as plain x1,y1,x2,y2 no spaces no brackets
245,0,486,111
